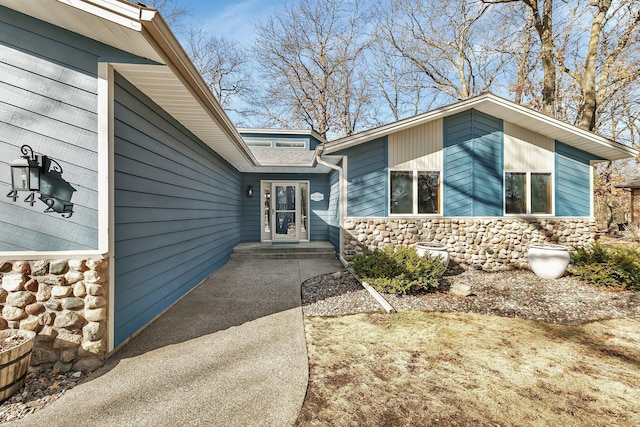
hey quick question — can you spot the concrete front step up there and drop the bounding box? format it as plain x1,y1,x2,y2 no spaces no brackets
231,242,336,260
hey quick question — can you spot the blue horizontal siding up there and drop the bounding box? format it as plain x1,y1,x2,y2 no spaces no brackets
336,137,387,217
555,141,597,217
113,73,242,347
444,110,503,216
0,6,141,250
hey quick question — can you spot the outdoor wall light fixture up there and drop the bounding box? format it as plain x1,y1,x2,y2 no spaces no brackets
247,185,254,198
6,145,75,218
10,145,41,191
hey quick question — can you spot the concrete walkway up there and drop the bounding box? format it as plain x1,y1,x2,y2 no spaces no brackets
9,258,343,427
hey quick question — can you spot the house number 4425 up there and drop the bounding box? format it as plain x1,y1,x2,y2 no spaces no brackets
6,190,73,218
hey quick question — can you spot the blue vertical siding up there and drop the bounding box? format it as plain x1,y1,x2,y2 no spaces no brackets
0,6,140,251
555,142,597,217
336,137,387,217
114,73,242,347
241,173,331,241
444,110,503,216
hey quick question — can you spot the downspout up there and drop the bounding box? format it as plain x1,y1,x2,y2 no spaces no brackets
316,145,348,265
317,147,395,313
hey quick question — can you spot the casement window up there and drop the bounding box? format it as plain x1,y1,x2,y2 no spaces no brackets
390,170,440,215
505,171,552,215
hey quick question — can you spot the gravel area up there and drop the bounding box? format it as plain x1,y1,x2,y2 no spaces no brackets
302,269,640,323
0,368,84,423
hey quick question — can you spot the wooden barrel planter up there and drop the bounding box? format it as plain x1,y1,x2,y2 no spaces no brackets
0,330,36,402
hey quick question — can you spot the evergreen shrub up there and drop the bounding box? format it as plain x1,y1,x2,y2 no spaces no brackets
569,243,640,290
351,246,448,295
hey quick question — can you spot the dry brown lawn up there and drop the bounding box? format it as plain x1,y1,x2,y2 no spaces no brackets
297,312,640,427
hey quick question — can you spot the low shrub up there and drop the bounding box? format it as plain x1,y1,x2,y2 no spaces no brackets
351,246,448,295
569,243,640,290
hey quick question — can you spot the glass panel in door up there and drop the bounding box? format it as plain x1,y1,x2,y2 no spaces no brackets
262,184,271,242
273,184,297,240
300,183,308,240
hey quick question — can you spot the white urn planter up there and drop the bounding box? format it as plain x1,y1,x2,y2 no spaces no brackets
415,242,450,267
527,243,570,279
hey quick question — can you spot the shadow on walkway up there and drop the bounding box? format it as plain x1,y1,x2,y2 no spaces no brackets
8,258,344,427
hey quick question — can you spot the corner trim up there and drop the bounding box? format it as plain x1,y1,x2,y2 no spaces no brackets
98,62,116,353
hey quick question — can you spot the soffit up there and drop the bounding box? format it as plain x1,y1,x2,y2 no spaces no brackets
0,0,163,64
113,63,256,172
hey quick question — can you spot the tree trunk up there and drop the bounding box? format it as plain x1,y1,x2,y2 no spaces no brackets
514,8,534,104
535,0,556,117
577,0,611,131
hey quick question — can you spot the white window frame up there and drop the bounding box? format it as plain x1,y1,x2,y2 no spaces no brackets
274,140,306,149
504,170,554,216
388,169,442,216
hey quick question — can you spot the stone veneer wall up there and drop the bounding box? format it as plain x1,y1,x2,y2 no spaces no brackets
632,189,640,224
0,258,108,372
343,218,597,271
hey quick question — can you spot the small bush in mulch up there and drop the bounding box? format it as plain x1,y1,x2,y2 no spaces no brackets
569,242,640,290
351,246,448,295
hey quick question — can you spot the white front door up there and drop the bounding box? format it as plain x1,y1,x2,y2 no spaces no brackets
272,183,298,241
261,181,309,242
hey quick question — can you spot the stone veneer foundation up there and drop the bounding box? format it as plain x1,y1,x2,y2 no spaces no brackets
343,218,597,271
0,258,108,372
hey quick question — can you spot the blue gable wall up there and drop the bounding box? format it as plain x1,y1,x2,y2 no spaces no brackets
336,137,387,217
555,142,598,217
113,73,242,347
0,6,141,251
241,173,331,241
443,110,503,216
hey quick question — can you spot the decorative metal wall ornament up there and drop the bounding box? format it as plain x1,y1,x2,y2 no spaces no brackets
6,145,74,218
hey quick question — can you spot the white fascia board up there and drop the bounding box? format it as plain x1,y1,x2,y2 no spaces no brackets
474,96,638,160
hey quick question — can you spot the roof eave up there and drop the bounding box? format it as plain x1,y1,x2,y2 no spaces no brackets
138,14,258,169
324,93,638,161
1,0,259,172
